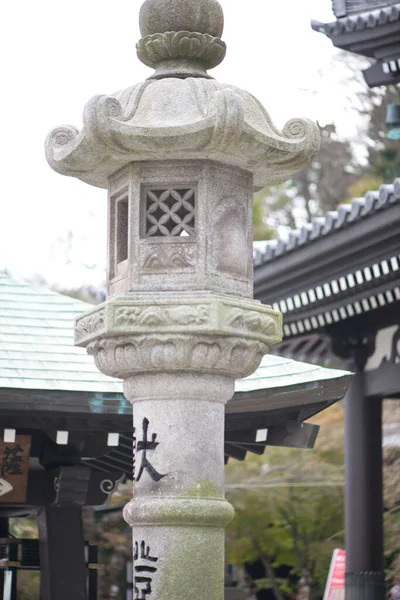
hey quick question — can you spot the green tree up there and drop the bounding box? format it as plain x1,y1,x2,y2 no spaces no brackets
363,84,400,183
252,55,400,242
253,193,278,241
320,53,400,185
292,123,359,218
225,405,345,600
383,446,400,581
253,123,361,240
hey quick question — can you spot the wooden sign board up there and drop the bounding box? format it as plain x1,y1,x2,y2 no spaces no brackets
0,435,31,503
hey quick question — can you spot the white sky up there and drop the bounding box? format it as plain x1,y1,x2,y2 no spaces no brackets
1,0,357,289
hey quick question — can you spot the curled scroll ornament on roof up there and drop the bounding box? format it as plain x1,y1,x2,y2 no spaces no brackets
45,77,320,190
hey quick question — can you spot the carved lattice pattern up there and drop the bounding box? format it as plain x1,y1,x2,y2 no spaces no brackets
144,188,195,237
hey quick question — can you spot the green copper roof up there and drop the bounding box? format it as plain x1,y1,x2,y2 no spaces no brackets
0,273,350,395
0,272,121,393
236,354,349,393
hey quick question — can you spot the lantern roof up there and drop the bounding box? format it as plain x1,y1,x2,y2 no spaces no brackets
45,0,320,190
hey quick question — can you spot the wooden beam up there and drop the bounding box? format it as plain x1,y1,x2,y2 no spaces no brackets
266,421,319,449
26,469,124,507
365,362,400,398
224,443,247,461
254,205,400,305
345,373,385,598
225,421,319,449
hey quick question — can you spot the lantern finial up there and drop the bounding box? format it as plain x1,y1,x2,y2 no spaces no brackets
136,0,226,79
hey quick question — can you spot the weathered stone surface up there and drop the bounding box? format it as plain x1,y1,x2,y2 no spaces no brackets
136,32,227,78
75,292,282,380
124,524,227,600
139,0,224,38
45,80,319,190
137,0,226,78
75,292,280,345
44,0,315,596
104,161,255,299
123,371,234,600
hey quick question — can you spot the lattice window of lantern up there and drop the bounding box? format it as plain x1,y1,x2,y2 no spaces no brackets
143,188,196,237
116,197,129,263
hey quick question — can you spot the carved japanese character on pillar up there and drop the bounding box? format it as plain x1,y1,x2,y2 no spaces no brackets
134,540,159,600
135,418,166,483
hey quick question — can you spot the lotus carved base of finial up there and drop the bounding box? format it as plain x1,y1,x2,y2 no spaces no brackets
137,31,226,79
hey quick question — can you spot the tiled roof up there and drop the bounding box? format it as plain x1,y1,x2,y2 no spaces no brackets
254,179,400,267
0,273,350,394
0,272,122,393
311,3,400,36
236,354,349,393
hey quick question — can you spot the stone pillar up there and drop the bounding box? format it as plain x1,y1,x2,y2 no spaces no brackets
79,274,282,600
45,1,320,598
125,373,233,600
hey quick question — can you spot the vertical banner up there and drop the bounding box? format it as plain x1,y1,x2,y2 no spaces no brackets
0,434,31,503
323,549,346,600
3,571,13,600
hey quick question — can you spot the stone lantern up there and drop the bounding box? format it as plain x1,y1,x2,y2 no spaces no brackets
45,1,320,599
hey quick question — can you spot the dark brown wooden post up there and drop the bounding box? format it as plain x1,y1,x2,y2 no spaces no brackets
0,517,8,597
38,506,87,600
345,368,385,600
88,543,98,600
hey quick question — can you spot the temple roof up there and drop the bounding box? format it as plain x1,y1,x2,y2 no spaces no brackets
331,0,399,18
311,3,400,85
254,179,400,340
254,179,400,267
312,2,400,37
0,272,349,395
0,273,351,464
0,272,122,393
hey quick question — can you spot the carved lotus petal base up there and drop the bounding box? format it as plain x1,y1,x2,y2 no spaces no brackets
88,333,268,380
136,31,226,78
76,292,282,380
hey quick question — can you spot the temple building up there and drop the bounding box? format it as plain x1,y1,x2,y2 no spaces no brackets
312,0,400,86
255,179,400,599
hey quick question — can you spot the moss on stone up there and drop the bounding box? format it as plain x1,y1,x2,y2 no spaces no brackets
179,479,222,499
158,526,225,600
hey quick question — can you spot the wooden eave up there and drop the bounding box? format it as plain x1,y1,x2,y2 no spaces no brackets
254,182,400,339
0,366,350,470
254,193,400,303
